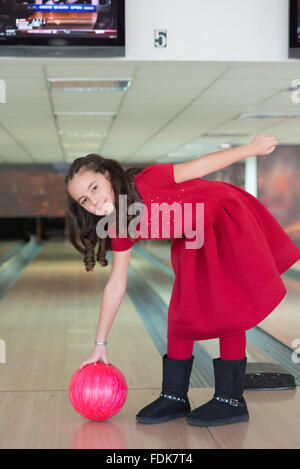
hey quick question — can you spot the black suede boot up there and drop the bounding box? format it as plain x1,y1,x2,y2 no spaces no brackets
136,354,194,424
186,357,249,427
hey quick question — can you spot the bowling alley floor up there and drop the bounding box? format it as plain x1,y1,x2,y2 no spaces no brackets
0,386,299,449
0,387,300,449
0,238,299,449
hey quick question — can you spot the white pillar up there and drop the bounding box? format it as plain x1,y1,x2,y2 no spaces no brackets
0,79,6,104
245,155,257,198
0,339,6,364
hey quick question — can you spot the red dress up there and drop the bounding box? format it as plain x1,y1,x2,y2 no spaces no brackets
107,163,300,340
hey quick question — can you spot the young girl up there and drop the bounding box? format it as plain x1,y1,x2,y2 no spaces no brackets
65,133,300,427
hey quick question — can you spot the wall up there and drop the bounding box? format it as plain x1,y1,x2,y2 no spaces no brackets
125,0,289,61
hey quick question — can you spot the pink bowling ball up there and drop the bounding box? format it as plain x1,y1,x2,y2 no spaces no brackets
69,362,128,420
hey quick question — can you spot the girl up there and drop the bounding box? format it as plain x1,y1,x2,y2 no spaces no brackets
65,133,300,427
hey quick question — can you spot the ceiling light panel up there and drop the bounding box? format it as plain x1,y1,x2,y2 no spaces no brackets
237,112,300,119
59,130,106,139
62,142,101,148
55,112,115,117
55,114,114,133
48,79,132,92
48,79,131,114
204,131,251,137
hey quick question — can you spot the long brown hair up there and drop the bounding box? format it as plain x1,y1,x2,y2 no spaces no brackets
65,154,144,271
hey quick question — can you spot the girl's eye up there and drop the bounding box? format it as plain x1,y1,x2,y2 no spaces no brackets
81,186,98,206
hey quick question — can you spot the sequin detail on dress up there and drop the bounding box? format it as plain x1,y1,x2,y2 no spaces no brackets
130,177,144,219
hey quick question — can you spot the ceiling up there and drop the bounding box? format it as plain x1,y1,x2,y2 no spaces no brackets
0,58,300,166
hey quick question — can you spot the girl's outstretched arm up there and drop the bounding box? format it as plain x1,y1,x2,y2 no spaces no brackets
79,248,132,369
173,133,278,183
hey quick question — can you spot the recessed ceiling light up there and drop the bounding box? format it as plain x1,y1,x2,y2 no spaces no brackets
55,112,116,117
48,79,131,92
204,131,251,137
183,143,221,150
59,130,106,138
62,142,100,148
237,112,300,119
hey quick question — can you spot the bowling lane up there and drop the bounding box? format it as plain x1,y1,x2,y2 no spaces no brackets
141,239,173,268
0,239,164,392
259,269,300,349
0,240,24,261
0,387,219,449
0,238,219,449
1,387,299,448
0,239,300,449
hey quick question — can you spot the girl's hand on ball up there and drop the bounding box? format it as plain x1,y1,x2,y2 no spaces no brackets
251,133,278,156
79,345,109,369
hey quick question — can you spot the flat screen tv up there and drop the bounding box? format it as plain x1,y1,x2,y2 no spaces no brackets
289,0,300,58
0,0,125,57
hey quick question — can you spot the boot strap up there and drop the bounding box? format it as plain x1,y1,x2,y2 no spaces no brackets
160,392,187,403
213,395,245,408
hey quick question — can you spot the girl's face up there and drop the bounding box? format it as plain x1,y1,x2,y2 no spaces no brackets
67,168,115,217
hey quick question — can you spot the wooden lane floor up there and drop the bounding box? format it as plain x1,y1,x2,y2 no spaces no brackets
0,239,26,262
259,274,300,350
0,239,215,449
0,240,19,258
0,239,164,393
0,239,299,449
1,386,299,449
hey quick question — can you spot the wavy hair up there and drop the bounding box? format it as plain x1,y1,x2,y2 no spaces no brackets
65,154,144,271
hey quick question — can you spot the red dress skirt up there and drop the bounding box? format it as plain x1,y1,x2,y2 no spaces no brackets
108,163,300,340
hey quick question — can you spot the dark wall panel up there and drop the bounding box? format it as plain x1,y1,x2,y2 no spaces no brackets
0,163,69,217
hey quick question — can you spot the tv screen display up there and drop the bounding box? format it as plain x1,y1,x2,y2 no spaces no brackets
289,0,300,58
0,0,125,57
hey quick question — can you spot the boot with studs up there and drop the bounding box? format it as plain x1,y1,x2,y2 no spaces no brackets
136,354,194,424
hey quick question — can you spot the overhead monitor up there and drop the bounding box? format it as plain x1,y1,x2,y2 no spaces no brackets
0,0,125,57
289,0,300,58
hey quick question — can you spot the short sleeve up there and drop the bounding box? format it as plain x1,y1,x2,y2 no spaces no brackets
107,223,137,252
110,235,136,252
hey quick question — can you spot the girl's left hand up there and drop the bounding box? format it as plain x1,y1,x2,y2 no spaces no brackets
250,133,279,156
